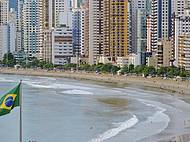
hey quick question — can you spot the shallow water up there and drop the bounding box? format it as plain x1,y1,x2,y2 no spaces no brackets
0,74,190,142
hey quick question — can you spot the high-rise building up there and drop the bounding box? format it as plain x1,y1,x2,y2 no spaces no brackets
71,0,82,9
54,0,72,27
9,8,17,53
178,34,190,70
172,0,190,16
103,0,129,61
80,1,89,58
174,0,190,67
72,8,81,57
88,0,103,65
0,0,9,60
52,27,73,65
136,9,147,65
52,0,73,65
151,0,172,53
41,0,54,63
130,0,151,53
22,0,43,59
16,0,24,52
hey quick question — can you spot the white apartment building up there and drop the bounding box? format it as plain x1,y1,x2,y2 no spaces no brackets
52,27,73,65
52,0,73,65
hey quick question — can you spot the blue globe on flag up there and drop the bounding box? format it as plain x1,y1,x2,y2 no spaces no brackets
5,96,14,107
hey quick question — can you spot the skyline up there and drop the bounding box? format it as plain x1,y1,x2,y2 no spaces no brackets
1,0,190,70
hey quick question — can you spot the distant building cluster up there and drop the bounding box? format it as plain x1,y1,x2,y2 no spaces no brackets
1,0,190,70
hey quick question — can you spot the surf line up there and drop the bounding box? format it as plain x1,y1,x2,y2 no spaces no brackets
88,115,139,142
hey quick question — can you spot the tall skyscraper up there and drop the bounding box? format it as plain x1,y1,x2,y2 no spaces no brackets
129,0,151,65
16,0,24,52
151,0,172,53
130,0,151,53
80,1,89,58
88,0,103,65
22,0,43,59
173,0,190,67
41,0,54,63
0,0,9,60
9,8,17,53
72,8,81,57
103,0,129,61
52,0,73,65
54,0,72,27
71,0,82,9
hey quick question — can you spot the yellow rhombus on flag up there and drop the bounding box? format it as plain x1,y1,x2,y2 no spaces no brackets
0,83,21,116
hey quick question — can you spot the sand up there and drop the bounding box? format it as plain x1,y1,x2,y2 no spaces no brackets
0,68,190,96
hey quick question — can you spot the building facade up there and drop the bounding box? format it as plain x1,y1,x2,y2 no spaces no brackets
178,34,190,70
103,0,129,61
72,8,81,57
151,0,172,53
88,0,103,65
80,1,89,58
173,1,190,66
52,27,73,65
0,0,9,60
52,0,73,65
22,0,43,59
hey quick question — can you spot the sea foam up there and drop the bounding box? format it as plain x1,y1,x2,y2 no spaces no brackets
62,89,93,95
88,115,138,142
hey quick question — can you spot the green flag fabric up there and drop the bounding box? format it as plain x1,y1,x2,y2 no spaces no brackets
0,83,21,116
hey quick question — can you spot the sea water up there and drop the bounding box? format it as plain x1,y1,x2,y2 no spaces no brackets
0,74,190,142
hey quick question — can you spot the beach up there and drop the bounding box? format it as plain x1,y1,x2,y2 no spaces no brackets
0,68,190,96
0,74,190,141
0,71,190,141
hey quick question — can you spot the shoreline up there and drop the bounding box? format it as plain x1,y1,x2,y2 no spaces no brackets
0,68,190,96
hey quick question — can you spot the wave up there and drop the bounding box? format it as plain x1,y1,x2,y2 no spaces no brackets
62,89,93,95
88,115,138,142
134,99,170,141
24,80,92,90
0,77,16,83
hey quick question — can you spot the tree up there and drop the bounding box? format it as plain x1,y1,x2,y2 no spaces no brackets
80,64,92,71
134,65,145,75
2,53,16,67
143,66,156,77
111,66,120,74
128,64,134,73
167,66,180,78
120,65,129,74
100,63,113,73
157,67,169,77
43,63,54,69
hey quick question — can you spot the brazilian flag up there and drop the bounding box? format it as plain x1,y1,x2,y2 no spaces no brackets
0,83,21,116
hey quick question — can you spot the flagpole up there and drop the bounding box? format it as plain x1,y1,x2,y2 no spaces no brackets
19,80,22,142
